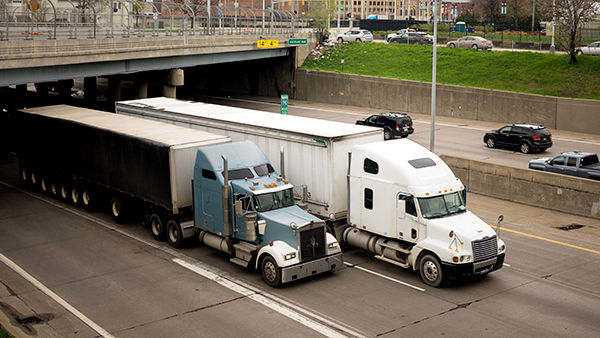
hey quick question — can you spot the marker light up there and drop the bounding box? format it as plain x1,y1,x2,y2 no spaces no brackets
328,242,339,249
250,186,255,190
284,252,296,260
290,222,297,230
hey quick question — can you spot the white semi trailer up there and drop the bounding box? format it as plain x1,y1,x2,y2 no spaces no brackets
116,97,506,287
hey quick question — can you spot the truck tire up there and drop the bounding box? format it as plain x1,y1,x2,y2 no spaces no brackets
40,177,49,194
70,187,80,206
110,196,127,223
60,183,70,201
19,167,28,186
50,182,59,198
30,172,38,188
150,213,166,241
81,187,96,211
261,255,282,287
419,254,443,287
167,220,184,248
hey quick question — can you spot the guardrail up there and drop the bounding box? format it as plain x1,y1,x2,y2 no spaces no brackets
1,1,312,40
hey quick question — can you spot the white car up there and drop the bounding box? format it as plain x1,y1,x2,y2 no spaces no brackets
386,28,415,42
576,41,600,56
337,29,373,43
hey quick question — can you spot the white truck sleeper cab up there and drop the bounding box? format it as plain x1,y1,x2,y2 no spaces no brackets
347,139,505,286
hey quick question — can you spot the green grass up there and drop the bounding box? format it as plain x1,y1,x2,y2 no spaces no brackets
0,327,14,338
301,43,600,100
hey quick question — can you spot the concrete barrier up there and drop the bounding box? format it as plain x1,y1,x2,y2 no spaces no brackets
441,155,600,220
295,69,600,135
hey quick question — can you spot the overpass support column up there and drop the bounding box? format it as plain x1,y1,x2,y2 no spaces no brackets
108,76,122,102
84,77,97,103
135,80,148,99
57,79,74,99
163,69,184,98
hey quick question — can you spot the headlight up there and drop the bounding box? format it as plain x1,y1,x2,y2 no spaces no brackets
284,252,296,260
328,242,339,249
499,244,505,253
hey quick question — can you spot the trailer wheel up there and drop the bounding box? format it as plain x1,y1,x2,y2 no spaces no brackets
40,177,48,194
150,213,166,241
419,254,443,287
110,196,127,223
19,168,28,186
71,187,80,206
50,182,58,198
30,172,38,187
60,183,70,201
261,255,282,287
82,187,96,211
167,220,184,248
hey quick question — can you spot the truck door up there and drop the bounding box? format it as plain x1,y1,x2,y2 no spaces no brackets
397,194,419,242
546,155,566,174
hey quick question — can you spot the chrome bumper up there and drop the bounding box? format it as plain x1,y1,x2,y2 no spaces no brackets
281,253,343,284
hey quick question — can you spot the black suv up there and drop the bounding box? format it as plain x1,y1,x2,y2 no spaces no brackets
484,124,552,154
356,113,414,140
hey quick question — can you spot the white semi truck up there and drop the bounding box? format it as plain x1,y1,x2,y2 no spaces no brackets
116,97,506,287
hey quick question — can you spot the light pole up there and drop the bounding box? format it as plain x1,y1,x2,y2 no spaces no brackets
550,0,555,53
430,0,438,152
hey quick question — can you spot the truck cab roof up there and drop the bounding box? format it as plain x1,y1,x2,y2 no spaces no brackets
351,139,463,197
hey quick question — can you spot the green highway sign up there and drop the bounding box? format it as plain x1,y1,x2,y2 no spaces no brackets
281,94,288,115
288,38,308,45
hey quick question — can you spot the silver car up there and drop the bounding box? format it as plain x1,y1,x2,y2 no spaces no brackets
337,29,373,43
447,36,493,50
576,41,600,56
386,28,415,42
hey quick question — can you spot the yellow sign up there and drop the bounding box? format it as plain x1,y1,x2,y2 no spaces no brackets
257,40,279,48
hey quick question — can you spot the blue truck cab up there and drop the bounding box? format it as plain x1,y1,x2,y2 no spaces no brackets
193,141,343,286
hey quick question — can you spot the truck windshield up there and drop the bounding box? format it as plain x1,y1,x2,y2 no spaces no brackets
253,188,295,212
417,192,466,219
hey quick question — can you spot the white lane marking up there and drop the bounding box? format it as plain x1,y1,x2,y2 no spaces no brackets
344,261,425,292
0,253,115,338
1,182,363,338
174,259,353,338
209,96,600,145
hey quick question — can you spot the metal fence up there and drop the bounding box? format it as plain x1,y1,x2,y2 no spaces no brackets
0,1,311,40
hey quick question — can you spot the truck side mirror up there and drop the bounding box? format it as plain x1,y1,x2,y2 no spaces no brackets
257,220,266,235
397,199,406,219
235,199,243,217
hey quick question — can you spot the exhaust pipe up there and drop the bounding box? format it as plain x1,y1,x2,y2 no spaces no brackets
222,154,232,238
280,146,285,178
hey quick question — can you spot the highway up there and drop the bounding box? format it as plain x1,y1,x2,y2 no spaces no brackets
1,96,600,337
194,94,600,169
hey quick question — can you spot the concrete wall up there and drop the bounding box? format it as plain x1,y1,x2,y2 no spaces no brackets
441,155,600,220
295,69,600,135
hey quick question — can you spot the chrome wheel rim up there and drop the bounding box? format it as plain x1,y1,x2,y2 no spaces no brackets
151,218,161,236
61,186,68,199
423,261,439,282
41,179,47,192
82,191,90,206
111,200,120,217
31,172,37,185
521,144,529,153
168,225,178,243
21,170,27,181
264,260,277,283
487,139,494,148
51,184,57,195
71,189,79,203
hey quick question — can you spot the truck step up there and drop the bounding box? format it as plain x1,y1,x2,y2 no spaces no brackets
229,257,251,268
233,241,258,263
375,255,410,269
180,220,195,230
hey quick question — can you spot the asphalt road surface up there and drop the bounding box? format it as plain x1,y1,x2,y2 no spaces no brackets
1,152,600,336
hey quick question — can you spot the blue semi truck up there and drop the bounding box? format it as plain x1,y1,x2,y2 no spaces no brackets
14,105,342,287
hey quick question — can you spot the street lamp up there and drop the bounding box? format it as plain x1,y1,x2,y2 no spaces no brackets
430,0,438,152
550,0,555,53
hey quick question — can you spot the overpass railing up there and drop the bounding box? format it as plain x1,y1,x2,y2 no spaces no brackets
0,1,312,40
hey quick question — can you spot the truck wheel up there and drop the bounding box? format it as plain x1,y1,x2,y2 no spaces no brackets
520,142,531,154
40,177,49,194
110,196,127,223
82,187,96,211
19,168,28,186
30,172,38,187
60,183,70,201
50,182,58,198
71,187,80,206
150,213,166,241
167,220,184,248
261,255,282,287
419,254,443,287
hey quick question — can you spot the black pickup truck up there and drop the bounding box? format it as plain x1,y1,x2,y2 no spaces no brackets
528,152,600,180
356,112,414,140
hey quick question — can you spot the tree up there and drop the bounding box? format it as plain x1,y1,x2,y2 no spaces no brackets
540,0,600,63
474,0,501,26
306,0,334,43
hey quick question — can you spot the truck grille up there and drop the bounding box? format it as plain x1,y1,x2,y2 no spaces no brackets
299,226,326,262
472,236,497,262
